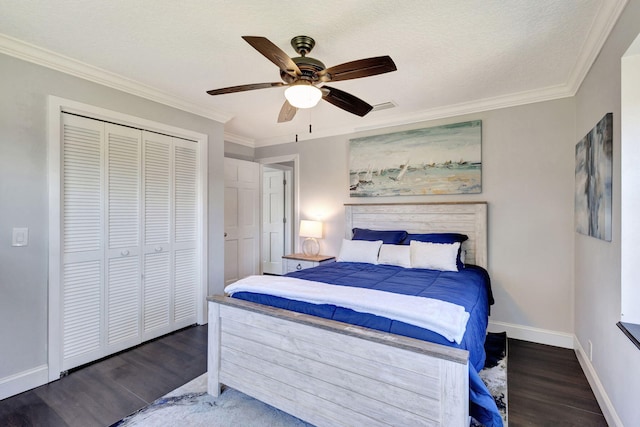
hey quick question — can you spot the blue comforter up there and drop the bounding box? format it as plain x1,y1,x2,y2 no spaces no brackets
232,262,502,426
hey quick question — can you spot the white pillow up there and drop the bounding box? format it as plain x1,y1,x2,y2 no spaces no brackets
410,240,461,272
378,244,411,268
337,239,383,264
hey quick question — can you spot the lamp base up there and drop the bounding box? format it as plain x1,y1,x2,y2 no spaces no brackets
302,237,320,256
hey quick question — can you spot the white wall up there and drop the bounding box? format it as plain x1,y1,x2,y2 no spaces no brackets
574,1,640,425
621,50,640,323
0,53,225,398
256,98,577,346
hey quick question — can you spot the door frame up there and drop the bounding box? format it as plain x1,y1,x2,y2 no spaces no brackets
47,96,208,381
258,154,300,255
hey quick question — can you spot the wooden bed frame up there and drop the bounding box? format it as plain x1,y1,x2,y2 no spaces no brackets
208,202,488,427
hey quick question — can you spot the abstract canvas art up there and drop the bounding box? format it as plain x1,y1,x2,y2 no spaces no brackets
349,121,482,197
575,113,613,241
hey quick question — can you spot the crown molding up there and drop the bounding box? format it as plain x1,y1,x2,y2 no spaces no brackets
224,132,255,147
354,82,575,133
565,0,629,94
254,81,575,147
0,33,233,124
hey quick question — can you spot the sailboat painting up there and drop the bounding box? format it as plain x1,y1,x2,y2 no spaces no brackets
575,113,613,241
349,120,482,197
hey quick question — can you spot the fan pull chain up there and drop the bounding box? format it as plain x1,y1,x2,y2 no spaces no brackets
294,111,312,142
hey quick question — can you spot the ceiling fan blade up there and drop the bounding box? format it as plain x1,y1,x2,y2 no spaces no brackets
206,82,286,95
318,56,397,82
242,36,301,78
277,100,298,123
322,86,373,117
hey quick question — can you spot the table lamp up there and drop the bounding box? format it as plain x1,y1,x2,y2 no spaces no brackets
299,220,323,256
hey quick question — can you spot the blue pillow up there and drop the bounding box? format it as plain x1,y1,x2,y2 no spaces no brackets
401,233,469,245
352,228,408,245
402,233,469,269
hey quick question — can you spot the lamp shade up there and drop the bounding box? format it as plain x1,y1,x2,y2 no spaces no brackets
299,220,323,238
285,84,322,109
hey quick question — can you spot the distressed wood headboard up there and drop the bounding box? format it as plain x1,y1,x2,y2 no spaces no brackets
344,202,488,268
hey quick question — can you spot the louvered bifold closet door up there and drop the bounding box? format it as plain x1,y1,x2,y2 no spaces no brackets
173,139,198,328
61,114,105,371
141,132,173,340
105,124,142,354
57,113,202,373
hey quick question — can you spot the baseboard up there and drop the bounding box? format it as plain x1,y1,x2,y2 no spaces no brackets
0,364,49,400
487,320,574,349
574,338,623,427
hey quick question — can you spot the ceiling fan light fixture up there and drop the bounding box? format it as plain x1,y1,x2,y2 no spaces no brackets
285,83,322,109
207,36,397,122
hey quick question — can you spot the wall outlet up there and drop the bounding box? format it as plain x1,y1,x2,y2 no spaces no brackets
588,339,593,362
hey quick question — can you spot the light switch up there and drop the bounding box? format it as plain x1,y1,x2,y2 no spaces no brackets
12,227,28,247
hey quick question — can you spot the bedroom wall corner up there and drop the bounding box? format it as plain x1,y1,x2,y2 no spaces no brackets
573,0,640,425
574,336,624,427
224,140,255,161
487,321,574,349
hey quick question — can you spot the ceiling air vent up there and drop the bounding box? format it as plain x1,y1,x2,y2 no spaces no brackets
371,101,397,112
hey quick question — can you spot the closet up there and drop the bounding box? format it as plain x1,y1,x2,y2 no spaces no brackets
56,112,200,373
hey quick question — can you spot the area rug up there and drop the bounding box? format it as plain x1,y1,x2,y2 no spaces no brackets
113,332,507,427
473,331,508,426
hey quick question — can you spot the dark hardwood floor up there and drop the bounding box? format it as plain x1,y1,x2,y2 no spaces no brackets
508,339,607,426
0,327,606,426
0,325,207,427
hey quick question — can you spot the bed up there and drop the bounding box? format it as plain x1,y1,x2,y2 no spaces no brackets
207,202,499,426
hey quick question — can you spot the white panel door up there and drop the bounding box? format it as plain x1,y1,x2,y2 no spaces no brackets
224,158,259,286
224,184,239,286
61,114,104,370
262,168,285,275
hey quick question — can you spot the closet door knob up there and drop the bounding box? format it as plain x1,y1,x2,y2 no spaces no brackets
224,232,228,237
121,250,129,256
154,246,163,252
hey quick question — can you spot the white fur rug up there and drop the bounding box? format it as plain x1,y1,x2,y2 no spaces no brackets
113,374,311,427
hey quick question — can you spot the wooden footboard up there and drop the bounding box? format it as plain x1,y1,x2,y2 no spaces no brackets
208,296,470,427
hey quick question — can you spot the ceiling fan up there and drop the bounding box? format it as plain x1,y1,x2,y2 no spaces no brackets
206,35,397,123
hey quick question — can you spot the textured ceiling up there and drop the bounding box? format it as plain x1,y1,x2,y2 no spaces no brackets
0,0,627,146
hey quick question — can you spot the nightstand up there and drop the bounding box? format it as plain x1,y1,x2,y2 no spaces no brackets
282,253,335,275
